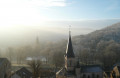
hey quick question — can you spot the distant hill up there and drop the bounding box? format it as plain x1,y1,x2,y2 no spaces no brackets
72,22,120,53
67,22,120,66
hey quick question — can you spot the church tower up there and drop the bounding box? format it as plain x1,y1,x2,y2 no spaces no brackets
65,30,76,71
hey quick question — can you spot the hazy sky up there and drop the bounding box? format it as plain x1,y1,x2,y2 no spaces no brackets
0,0,120,47
0,0,120,26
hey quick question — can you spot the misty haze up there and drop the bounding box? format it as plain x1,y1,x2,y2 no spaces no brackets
1,0,120,78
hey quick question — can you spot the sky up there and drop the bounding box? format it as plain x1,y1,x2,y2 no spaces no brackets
0,0,120,47
0,0,120,26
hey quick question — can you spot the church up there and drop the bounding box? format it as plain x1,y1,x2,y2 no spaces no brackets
56,31,103,78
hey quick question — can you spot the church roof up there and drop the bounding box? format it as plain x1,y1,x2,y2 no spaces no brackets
56,68,66,76
81,65,103,73
56,68,75,76
66,31,75,58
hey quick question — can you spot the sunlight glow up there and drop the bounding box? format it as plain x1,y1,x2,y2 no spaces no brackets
0,0,66,27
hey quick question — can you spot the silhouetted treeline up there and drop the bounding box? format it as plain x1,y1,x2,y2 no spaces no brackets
0,39,66,68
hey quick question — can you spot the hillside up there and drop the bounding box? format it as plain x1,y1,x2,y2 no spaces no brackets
73,22,120,52
71,22,120,66
3,22,120,68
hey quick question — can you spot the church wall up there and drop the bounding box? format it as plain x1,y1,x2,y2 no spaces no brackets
76,74,80,78
56,75,67,78
65,57,77,71
65,57,76,66
76,68,80,76
67,76,76,78
80,72,103,78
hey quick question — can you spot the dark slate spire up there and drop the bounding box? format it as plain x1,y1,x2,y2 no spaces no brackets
66,30,75,58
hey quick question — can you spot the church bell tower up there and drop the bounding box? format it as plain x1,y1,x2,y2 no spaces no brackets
65,29,76,71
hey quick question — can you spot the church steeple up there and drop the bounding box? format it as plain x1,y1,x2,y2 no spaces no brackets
66,28,75,58
65,28,76,71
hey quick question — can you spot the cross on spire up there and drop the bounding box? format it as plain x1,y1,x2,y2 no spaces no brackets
65,25,75,58
69,25,71,37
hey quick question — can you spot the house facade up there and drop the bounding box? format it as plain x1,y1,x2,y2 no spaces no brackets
0,58,11,78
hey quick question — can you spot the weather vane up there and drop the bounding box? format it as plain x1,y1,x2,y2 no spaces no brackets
69,25,71,36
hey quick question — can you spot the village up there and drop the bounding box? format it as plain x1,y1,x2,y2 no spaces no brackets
0,30,120,78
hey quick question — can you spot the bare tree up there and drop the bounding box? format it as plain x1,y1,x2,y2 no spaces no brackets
28,60,42,78
52,52,64,72
80,48,90,65
7,47,14,62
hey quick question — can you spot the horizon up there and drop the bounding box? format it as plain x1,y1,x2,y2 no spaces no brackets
0,0,120,48
0,20,120,49
1,0,120,27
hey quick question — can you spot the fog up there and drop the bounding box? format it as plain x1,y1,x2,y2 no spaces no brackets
0,19,120,48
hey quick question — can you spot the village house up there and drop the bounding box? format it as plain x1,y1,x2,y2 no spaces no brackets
11,67,32,78
0,58,11,78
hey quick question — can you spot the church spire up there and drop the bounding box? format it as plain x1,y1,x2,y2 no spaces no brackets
66,26,75,58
